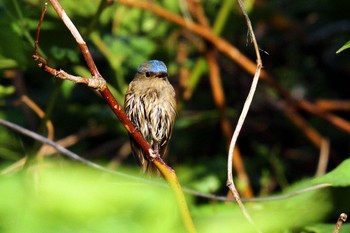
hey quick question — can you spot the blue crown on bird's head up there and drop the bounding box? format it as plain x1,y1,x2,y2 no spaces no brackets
137,60,167,73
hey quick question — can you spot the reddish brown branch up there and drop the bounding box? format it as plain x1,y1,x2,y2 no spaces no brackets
99,87,160,162
283,104,323,148
315,100,350,112
34,3,47,57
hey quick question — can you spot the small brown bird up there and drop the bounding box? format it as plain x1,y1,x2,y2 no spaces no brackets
124,60,176,174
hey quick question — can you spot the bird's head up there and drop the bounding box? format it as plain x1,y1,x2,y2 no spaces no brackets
136,60,168,79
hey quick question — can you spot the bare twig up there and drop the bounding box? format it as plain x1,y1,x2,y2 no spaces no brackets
33,2,47,64
17,95,55,141
178,0,193,23
315,138,330,177
333,213,347,233
39,126,106,156
188,0,254,198
33,3,47,57
226,0,262,232
0,158,26,175
237,0,261,63
227,65,262,233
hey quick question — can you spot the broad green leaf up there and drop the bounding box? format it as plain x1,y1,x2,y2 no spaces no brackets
0,163,184,233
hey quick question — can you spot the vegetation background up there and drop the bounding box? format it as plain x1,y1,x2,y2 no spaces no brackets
0,0,350,232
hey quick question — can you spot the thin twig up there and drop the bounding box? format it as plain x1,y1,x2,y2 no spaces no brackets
34,3,47,59
237,0,261,64
226,0,262,232
32,2,48,65
333,213,347,233
315,138,330,177
18,95,55,141
39,126,106,156
178,0,193,23
0,158,27,175
227,65,262,233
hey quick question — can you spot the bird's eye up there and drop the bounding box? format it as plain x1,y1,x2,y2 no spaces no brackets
145,72,151,78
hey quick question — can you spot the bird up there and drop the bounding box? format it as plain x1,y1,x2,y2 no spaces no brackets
124,60,176,175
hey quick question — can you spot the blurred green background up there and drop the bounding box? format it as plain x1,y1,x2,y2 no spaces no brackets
0,0,350,232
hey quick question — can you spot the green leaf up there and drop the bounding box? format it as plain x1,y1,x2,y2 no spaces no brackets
313,158,350,186
0,58,18,69
0,163,184,233
336,40,350,54
0,85,15,97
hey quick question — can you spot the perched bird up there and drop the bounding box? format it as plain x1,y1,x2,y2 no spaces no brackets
124,60,176,174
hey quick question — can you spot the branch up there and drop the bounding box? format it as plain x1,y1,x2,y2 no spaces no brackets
333,213,347,233
315,138,330,177
32,1,196,232
17,95,55,141
187,0,254,198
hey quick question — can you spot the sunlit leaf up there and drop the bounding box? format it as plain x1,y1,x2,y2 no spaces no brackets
313,158,350,186
0,163,184,233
